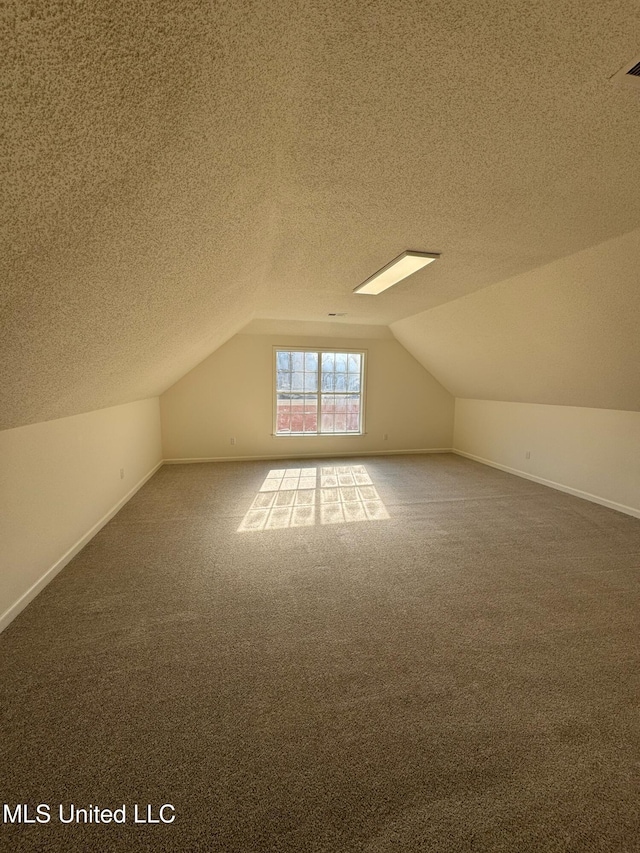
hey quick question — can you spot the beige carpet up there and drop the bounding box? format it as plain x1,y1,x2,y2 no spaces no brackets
2,454,640,852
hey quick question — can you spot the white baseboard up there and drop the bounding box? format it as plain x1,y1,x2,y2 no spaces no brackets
453,449,640,520
163,448,452,464
0,460,164,634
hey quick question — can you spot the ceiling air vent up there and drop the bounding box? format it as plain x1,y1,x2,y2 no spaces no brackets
610,53,640,88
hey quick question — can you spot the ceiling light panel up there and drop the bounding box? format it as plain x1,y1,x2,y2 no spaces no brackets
354,250,440,295
610,52,640,88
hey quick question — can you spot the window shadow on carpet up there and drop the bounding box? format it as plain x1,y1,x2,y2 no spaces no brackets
238,465,389,532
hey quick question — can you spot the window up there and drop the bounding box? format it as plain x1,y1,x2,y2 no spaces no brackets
274,349,365,435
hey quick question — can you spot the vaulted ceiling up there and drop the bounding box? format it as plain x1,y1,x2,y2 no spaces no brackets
2,0,640,429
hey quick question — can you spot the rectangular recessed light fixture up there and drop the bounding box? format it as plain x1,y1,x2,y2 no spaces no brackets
353,250,440,295
610,52,640,88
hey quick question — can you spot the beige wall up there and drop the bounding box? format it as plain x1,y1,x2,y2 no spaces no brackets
0,398,162,630
454,398,640,518
392,226,640,412
161,331,454,460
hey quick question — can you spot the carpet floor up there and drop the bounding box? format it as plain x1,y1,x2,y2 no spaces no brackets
2,454,640,852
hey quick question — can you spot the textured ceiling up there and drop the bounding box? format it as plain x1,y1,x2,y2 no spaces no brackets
240,319,393,340
2,1,640,428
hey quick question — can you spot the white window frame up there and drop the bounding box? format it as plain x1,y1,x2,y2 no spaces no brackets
272,346,367,437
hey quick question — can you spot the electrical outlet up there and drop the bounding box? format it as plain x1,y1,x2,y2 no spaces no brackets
230,437,236,445
525,451,531,460
120,468,125,479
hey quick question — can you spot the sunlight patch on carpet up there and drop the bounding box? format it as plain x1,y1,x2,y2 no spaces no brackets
237,465,389,532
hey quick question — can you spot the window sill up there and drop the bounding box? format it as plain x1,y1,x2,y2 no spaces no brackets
272,432,366,438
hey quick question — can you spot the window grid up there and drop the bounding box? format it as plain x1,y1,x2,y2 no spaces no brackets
275,349,365,436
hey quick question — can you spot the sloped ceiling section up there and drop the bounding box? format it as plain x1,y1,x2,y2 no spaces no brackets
392,226,640,412
1,0,284,429
2,1,640,429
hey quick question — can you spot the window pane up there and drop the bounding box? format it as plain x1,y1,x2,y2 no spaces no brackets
290,395,304,431
277,370,291,391
303,413,317,432
346,398,360,431
304,371,317,392
335,352,348,373
347,353,360,373
277,351,291,371
321,395,335,415
277,394,292,432
320,395,336,433
304,396,318,433
305,351,318,372
335,413,346,432
292,371,304,391
334,395,347,413
347,373,360,392
291,351,304,371
322,371,335,392
321,411,334,432
335,373,346,392
321,352,334,372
